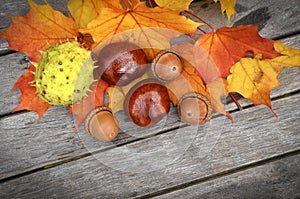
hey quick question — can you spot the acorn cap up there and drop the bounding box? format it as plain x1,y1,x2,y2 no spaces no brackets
84,106,119,141
151,49,183,82
178,92,212,125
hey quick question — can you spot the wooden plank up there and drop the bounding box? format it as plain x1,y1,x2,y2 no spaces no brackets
0,52,28,115
0,92,299,198
153,153,300,199
0,34,299,180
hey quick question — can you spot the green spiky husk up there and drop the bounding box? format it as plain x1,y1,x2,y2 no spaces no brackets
34,41,94,105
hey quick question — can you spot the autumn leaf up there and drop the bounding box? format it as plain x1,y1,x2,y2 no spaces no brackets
0,0,77,62
68,0,123,28
170,43,231,117
79,2,200,48
214,0,236,20
154,0,193,11
91,27,184,61
69,80,109,130
194,24,281,84
227,41,300,111
272,41,300,67
12,64,51,119
166,59,210,106
207,78,228,115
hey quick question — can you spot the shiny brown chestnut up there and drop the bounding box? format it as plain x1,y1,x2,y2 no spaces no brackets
152,49,183,82
124,79,170,127
94,42,148,86
178,92,212,125
84,106,120,141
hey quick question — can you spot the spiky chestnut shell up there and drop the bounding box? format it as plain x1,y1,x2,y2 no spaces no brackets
34,41,94,105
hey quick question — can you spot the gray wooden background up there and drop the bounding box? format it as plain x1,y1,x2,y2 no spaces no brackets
0,0,299,198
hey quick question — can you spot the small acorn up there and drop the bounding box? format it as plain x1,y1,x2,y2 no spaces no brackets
178,92,212,125
152,49,183,82
93,42,148,86
84,106,120,141
124,79,170,127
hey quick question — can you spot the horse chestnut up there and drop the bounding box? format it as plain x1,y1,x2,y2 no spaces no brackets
84,106,120,141
124,79,170,127
93,42,148,86
178,92,212,125
152,49,183,82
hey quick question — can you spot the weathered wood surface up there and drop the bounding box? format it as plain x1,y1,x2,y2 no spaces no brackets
0,0,299,198
0,93,299,198
154,153,300,199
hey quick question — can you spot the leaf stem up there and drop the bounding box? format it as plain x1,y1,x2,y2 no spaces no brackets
197,27,207,34
122,0,130,10
183,10,215,31
229,92,243,111
147,0,154,8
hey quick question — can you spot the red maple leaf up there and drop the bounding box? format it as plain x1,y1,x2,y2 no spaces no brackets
12,64,51,119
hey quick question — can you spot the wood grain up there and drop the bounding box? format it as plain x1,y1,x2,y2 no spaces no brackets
0,92,299,198
153,153,300,199
0,94,300,198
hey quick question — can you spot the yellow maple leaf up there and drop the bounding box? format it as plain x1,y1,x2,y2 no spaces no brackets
154,0,193,11
214,0,236,21
68,0,123,28
79,2,200,48
227,41,300,111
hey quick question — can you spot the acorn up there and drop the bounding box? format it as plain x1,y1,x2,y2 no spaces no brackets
93,42,148,86
178,92,212,125
152,49,183,82
124,79,170,127
84,106,120,141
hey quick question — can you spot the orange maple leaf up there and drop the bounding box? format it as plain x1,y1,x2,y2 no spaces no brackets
69,80,109,130
0,0,77,62
194,24,281,84
12,64,51,119
79,2,200,48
